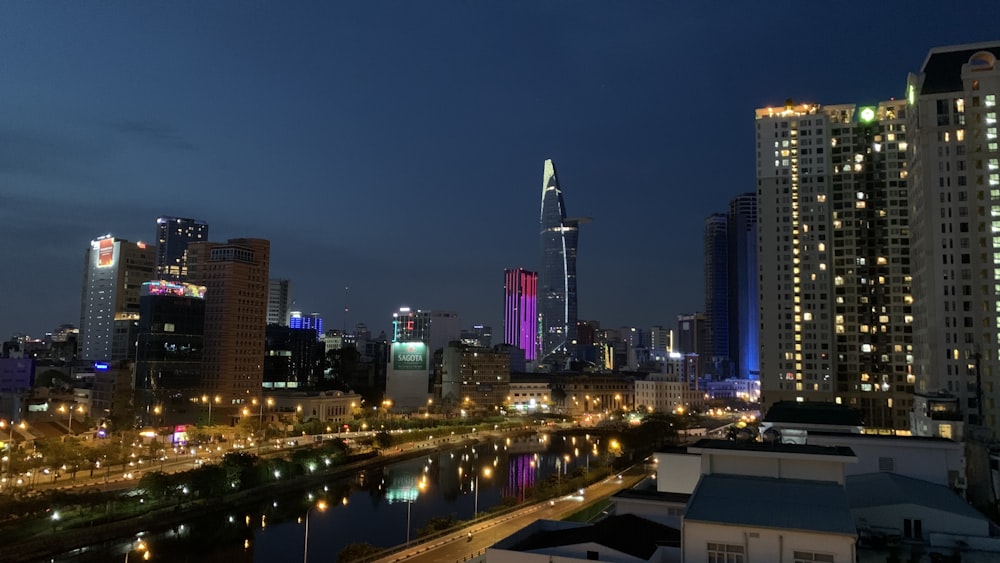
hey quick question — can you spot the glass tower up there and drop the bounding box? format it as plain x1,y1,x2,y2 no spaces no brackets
539,159,589,362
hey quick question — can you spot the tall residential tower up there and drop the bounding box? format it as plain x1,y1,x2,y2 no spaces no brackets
756,100,913,432
907,43,1000,437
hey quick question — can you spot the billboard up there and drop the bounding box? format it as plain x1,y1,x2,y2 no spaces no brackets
392,342,428,371
97,237,116,268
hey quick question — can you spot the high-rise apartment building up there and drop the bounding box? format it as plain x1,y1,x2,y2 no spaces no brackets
155,216,208,281
504,268,538,361
186,238,270,407
907,43,1000,436
79,235,156,362
756,100,913,431
676,313,707,380
539,159,589,362
704,213,730,379
267,279,292,326
729,193,760,380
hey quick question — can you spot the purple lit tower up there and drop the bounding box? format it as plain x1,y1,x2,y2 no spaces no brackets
504,268,538,361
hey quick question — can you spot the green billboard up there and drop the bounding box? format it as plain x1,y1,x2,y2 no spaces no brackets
392,342,428,370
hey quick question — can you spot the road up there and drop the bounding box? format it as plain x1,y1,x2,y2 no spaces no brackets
369,464,650,563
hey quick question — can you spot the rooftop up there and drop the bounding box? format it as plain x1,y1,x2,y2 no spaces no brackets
685,473,856,536
763,401,864,427
920,42,1000,95
688,438,856,459
847,472,986,521
505,513,680,559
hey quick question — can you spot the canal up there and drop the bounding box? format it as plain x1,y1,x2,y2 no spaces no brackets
53,431,614,562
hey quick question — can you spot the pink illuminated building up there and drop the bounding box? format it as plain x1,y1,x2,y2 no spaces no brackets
504,268,538,361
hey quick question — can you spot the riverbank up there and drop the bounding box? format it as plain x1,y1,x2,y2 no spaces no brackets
4,430,533,563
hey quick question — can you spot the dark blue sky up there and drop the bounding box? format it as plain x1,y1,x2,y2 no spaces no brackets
2,2,997,340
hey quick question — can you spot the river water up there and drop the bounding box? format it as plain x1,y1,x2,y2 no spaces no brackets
53,432,611,562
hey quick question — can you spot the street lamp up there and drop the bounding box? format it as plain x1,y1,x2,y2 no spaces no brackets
303,500,327,563
202,395,221,426
406,478,427,544
473,467,492,519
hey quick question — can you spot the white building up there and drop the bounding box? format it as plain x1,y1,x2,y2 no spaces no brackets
906,42,1000,434
267,278,292,327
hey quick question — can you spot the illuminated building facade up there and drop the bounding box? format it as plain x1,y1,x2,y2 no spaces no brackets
756,100,913,432
186,238,270,408
267,279,292,326
907,43,1000,436
391,308,460,355
289,311,323,336
503,268,538,361
539,159,589,363
79,235,156,362
155,216,208,281
135,280,206,426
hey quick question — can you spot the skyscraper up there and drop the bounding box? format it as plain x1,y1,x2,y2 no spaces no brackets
186,238,270,407
135,280,206,426
155,216,208,281
504,268,538,361
267,279,292,326
703,213,730,379
756,100,913,431
728,193,759,380
79,235,156,362
539,159,589,362
907,42,1000,435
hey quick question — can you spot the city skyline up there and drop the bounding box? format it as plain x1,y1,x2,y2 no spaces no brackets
2,3,997,340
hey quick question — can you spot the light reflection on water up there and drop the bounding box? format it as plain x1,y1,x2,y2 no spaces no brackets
52,432,611,563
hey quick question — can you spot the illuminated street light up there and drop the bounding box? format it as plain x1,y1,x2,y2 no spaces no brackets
202,395,221,426
473,466,492,519
303,500,327,563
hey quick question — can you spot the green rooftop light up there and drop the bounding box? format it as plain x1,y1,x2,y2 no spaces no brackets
859,107,876,123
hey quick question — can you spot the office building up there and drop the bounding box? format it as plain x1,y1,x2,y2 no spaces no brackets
460,324,493,348
503,268,538,361
756,100,913,431
440,341,511,411
539,159,590,362
675,313,707,379
729,193,760,380
267,279,292,326
155,216,208,281
186,238,270,408
79,235,156,362
703,213,730,379
390,308,460,355
134,280,206,426
907,43,1000,436
289,311,323,336
263,325,325,389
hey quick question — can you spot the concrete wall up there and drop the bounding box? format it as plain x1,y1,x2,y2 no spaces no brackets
655,452,701,494
682,520,855,563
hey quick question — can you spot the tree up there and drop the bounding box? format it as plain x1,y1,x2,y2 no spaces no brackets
138,471,175,499
374,430,393,450
337,542,381,563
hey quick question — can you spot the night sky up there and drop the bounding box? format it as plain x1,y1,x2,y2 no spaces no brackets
2,2,997,340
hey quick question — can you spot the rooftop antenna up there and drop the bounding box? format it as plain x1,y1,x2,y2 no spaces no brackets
343,285,349,334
